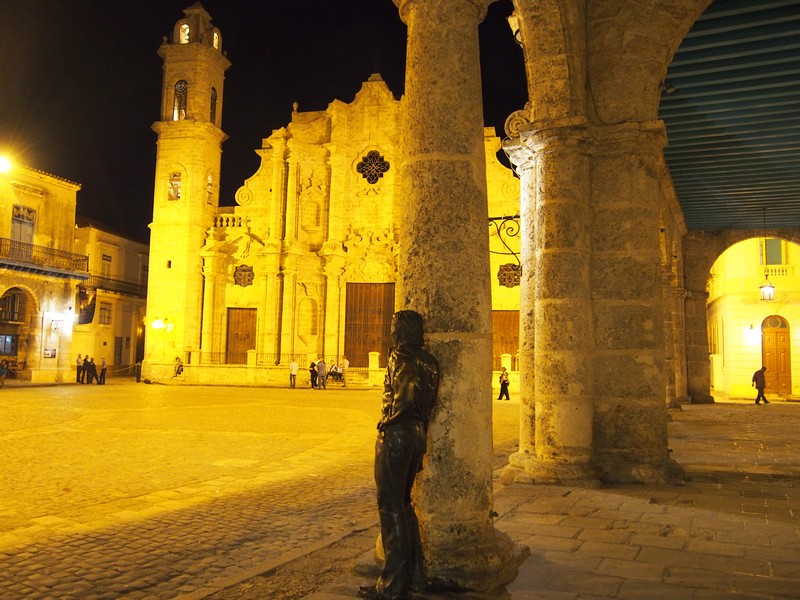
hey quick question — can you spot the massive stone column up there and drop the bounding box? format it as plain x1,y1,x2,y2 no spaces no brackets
392,0,527,591
503,120,598,487
504,120,683,486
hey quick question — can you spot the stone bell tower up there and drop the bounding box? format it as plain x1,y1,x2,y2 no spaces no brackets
144,3,230,379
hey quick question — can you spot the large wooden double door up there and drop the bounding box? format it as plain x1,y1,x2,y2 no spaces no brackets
762,315,792,395
344,283,394,368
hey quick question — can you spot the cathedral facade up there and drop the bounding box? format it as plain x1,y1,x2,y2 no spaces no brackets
143,5,520,385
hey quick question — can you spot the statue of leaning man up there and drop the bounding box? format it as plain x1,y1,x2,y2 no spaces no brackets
359,309,440,600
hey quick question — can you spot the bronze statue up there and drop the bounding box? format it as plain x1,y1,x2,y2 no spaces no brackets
359,310,440,600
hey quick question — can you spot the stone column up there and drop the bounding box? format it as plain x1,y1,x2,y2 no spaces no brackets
200,249,228,359
504,120,598,487
589,122,682,484
393,0,526,591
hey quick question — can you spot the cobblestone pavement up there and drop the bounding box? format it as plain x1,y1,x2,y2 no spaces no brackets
0,380,521,599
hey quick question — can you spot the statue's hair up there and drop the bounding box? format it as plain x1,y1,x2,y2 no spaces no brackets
392,310,424,346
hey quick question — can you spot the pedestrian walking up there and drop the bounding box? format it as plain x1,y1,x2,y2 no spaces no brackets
498,367,510,400
752,366,769,404
289,358,298,389
99,358,107,384
316,357,327,390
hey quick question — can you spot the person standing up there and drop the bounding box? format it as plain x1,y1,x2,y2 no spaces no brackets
0,359,8,388
359,310,440,600
289,358,299,389
309,360,318,389
76,353,83,383
81,356,90,384
86,358,98,384
498,367,510,400
341,355,350,387
752,366,769,404
316,357,327,390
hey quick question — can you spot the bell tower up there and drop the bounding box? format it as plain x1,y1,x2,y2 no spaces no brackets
144,4,230,378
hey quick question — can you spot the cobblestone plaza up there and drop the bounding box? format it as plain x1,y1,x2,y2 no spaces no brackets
2,380,799,599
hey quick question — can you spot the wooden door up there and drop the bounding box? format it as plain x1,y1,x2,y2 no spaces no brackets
345,283,394,368
492,310,519,370
226,308,256,364
762,315,791,395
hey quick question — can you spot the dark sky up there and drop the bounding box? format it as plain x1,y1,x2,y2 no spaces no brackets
0,0,526,242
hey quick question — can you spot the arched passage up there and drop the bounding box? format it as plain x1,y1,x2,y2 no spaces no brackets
686,229,800,401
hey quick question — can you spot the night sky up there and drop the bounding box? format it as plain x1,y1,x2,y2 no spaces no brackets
0,0,526,242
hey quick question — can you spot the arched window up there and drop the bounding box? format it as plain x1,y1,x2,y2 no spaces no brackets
212,31,220,49
173,80,188,121
168,172,182,200
210,87,217,124
206,174,213,204
179,23,190,44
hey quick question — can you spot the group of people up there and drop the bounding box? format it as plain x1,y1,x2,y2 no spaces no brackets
75,353,107,384
299,355,349,389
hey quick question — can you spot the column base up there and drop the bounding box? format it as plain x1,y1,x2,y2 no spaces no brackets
596,457,685,485
426,529,530,593
501,451,601,487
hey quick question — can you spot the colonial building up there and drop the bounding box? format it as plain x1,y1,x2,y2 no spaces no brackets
142,5,520,385
0,162,88,382
707,238,800,399
72,217,149,374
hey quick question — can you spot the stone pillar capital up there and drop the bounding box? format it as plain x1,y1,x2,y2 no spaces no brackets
393,0,496,23
503,118,668,172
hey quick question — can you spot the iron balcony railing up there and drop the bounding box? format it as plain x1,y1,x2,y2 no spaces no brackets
0,237,89,276
84,275,147,298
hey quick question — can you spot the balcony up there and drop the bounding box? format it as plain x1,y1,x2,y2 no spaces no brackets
84,275,147,298
0,237,89,279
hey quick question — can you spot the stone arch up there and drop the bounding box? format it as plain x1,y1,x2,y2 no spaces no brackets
683,228,800,402
510,0,711,124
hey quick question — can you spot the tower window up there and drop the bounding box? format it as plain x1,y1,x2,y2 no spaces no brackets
213,31,220,49
210,87,218,124
206,174,214,204
168,172,182,200
173,80,188,121
179,23,190,44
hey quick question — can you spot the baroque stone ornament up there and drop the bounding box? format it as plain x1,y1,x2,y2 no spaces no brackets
356,150,390,184
503,102,533,138
497,263,521,288
233,264,254,287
